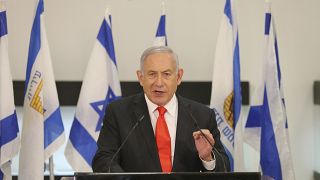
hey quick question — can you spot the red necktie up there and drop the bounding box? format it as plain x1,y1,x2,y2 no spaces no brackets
155,106,172,172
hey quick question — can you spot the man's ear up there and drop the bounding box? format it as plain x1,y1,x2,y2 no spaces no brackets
136,70,144,86
177,69,184,85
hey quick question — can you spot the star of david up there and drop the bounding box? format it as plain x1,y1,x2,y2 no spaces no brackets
90,87,121,132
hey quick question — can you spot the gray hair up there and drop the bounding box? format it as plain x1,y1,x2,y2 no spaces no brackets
140,46,179,73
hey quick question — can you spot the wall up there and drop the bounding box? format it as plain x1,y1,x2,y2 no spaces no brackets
5,0,320,179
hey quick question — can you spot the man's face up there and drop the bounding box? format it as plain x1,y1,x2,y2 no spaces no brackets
137,52,183,106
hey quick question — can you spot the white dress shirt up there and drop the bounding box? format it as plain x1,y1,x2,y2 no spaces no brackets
144,94,215,170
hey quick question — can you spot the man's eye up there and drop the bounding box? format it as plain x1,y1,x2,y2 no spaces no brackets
163,72,171,77
148,73,156,78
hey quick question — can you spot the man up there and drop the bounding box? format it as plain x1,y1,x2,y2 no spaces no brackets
92,46,230,172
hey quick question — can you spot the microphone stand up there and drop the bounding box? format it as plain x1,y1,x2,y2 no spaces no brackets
107,115,145,173
185,105,228,172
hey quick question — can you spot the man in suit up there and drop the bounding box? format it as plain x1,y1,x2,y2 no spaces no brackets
92,46,230,172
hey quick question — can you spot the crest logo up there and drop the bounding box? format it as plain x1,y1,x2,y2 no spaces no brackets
26,70,44,114
30,79,44,114
223,91,234,128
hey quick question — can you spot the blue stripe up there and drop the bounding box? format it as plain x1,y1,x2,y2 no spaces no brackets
156,15,166,37
44,108,64,148
0,112,19,147
24,0,44,95
156,15,168,46
285,120,288,128
69,118,97,167
97,16,117,67
0,11,8,37
246,106,262,128
260,89,282,180
0,169,3,179
264,13,271,35
224,144,233,171
156,15,167,46
273,23,289,130
224,0,233,25
274,37,282,89
233,35,241,128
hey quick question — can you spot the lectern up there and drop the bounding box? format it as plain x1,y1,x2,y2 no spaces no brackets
75,172,261,180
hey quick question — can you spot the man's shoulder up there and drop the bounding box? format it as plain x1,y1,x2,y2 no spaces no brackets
109,93,144,107
177,95,211,111
177,95,215,123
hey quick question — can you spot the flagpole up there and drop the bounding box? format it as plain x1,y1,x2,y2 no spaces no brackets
49,156,54,180
161,0,166,15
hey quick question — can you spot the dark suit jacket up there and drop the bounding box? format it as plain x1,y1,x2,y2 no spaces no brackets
92,93,230,172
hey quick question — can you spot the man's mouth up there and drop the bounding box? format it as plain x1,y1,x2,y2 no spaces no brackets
153,90,165,95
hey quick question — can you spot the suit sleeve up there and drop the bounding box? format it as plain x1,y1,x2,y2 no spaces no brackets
92,104,124,172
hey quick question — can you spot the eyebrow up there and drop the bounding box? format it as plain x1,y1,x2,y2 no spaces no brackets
146,69,173,73
162,69,173,73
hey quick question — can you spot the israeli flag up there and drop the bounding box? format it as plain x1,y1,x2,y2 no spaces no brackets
64,8,121,172
153,2,167,46
245,1,295,179
0,3,20,180
210,0,243,171
18,0,65,179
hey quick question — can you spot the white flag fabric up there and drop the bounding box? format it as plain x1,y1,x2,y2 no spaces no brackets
245,2,295,180
18,0,65,179
0,3,20,180
153,2,167,46
210,0,243,171
65,8,121,172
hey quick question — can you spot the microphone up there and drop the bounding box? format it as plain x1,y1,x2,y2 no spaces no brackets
184,105,228,172
107,115,145,173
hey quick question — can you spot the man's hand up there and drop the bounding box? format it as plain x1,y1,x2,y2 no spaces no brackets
193,129,215,161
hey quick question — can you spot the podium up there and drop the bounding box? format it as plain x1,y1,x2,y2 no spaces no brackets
75,172,261,180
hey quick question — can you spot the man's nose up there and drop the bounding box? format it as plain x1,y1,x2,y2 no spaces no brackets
155,74,164,86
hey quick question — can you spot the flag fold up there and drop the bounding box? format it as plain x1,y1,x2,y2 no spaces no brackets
0,3,20,180
210,0,243,171
153,2,167,46
19,0,65,179
65,8,121,172
245,2,295,180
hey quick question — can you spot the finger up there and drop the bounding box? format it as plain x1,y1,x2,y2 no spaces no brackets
193,131,202,136
200,129,215,145
200,129,211,135
193,133,201,140
193,135,200,140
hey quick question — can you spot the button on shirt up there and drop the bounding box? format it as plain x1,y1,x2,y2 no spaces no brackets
144,94,215,170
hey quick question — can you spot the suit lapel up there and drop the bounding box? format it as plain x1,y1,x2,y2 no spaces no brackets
132,93,162,170
172,96,196,171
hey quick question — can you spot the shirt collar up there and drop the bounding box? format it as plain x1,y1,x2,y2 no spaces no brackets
144,94,177,116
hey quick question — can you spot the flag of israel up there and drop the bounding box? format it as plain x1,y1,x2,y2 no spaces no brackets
210,0,242,171
65,8,121,172
18,0,65,179
0,3,20,180
153,2,167,46
245,1,295,180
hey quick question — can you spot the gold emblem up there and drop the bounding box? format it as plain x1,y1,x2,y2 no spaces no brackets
223,92,234,128
30,79,44,114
